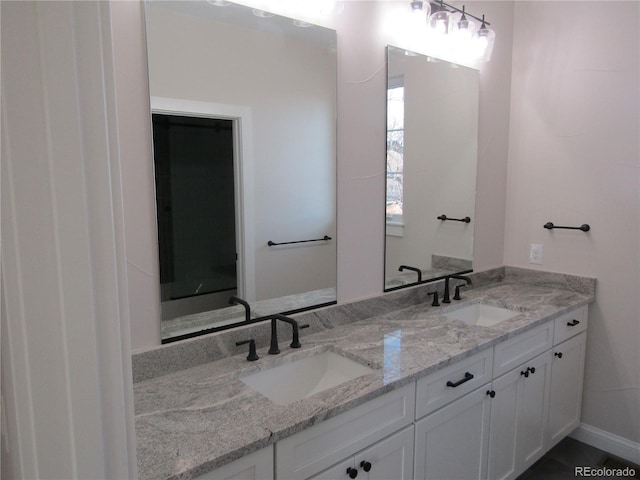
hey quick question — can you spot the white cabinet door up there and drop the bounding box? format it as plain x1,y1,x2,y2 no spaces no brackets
309,427,414,480
487,351,552,480
487,367,520,480
194,446,273,480
355,426,414,480
415,386,491,480
517,350,552,470
547,332,587,449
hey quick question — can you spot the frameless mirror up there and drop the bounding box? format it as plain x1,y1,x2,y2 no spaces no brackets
384,45,477,291
144,1,337,342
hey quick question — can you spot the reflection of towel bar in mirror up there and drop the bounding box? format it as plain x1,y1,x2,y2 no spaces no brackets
437,215,472,223
268,235,332,247
544,222,590,232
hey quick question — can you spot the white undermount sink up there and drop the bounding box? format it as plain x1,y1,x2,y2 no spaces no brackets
446,303,520,327
240,350,374,406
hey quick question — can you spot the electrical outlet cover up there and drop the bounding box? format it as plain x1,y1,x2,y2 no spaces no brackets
529,244,543,265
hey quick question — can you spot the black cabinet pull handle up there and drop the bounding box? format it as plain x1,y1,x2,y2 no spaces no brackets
529,367,536,375
446,372,474,388
360,461,372,472
347,467,358,478
567,319,580,327
555,352,563,359
487,390,496,398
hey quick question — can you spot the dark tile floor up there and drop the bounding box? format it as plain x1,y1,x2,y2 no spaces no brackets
517,437,640,480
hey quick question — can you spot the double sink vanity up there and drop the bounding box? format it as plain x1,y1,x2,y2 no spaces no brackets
133,267,594,480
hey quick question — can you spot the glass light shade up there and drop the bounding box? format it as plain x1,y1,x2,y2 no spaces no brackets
428,9,453,35
474,25,496,62
410,0,430,23
450,13,477,61
453,14,476,40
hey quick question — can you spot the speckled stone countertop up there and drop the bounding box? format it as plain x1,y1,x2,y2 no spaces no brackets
134,269,595,480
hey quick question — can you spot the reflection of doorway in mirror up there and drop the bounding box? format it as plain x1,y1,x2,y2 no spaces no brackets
150,97,255,322
153,114,237,314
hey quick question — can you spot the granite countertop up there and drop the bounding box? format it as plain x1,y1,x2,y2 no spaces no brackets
134,279,594,480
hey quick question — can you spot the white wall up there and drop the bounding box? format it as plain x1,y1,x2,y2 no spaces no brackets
1,2,137,477
145,6,337,302
506,1,639,445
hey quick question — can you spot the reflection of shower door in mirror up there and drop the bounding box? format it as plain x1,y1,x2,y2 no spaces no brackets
151,98,255,321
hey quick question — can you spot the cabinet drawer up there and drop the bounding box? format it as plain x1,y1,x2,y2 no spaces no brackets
493,322,553,377
416,348,493,419
553,306,588,345
276,382,415,479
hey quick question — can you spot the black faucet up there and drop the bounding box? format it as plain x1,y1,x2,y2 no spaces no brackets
398,265,422,283
268,314,309,354
442,275,473,304
229,295,251,323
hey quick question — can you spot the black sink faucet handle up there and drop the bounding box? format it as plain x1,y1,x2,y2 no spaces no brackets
429,291,440,307
236,339,259,361
290,324,310,348
453,283,467,301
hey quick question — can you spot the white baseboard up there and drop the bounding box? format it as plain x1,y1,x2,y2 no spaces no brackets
570,423,640,466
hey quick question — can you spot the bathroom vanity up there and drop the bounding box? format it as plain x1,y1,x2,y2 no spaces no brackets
133,268,593,480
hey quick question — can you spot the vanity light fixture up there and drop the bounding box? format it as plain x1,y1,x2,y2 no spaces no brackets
408,0,495,63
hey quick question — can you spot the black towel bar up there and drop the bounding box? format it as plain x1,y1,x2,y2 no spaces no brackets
268,235,332,246
437,214,471,223
544,222,590,232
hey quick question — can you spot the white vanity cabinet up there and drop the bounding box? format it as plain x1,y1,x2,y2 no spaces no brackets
194,446,273,480
276,383,415,480
198,306,589,480
547,306,588,449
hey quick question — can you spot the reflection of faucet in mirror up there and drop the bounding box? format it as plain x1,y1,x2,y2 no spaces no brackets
229,296,251,323
398,265,423,283
442,275,473,304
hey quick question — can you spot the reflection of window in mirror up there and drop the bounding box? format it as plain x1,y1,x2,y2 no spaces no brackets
386,75,405,236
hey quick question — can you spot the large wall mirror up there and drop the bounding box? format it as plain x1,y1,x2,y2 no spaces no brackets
384,45,477,291
144,1,337,342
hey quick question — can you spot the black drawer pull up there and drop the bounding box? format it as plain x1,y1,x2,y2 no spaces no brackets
555,352,563,359
360,461,372,472
347,467,358,478
567,319,580,327
446,372,474,388
487,390,496,398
